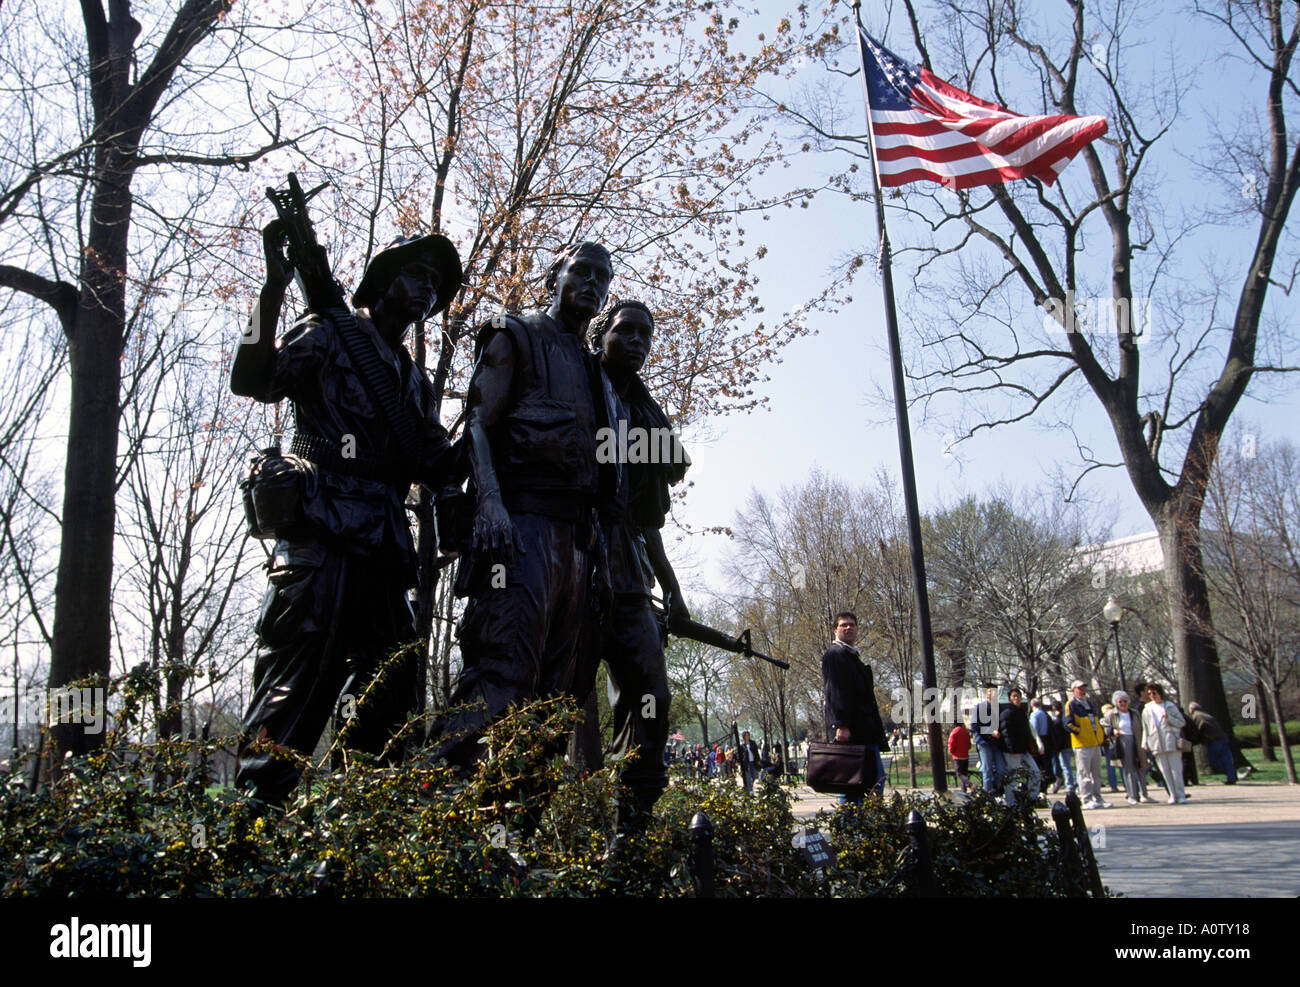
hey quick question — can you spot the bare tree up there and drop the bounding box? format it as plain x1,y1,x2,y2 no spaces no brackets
664,608,735,748
0,1,301,756
790,0,1300,756
1202,435,1299,781
726,471,878,734
928,490,1110,696
728,470,922,752
0,331,65,661
115,300,263,744
865,481,924,785
281,0,843,692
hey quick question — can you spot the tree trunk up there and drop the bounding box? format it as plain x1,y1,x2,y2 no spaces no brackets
1266,684,1297,784
50,283,125,756
43,0,245,763
49,9,138,758
1257,675,1275,762
159,668,187,743
413,494,437,716
439,572,457,707
1154,511,1237,769
567,688,603,770
946,646,966,689
412,326,437,715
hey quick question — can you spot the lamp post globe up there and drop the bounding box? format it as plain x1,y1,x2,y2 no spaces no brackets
1103,596,1126,692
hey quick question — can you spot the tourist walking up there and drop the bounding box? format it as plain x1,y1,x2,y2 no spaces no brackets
948,720,973,793
999,687,1042,804
1047,701,1075,792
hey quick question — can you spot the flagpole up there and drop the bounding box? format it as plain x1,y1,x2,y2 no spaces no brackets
849,0,947,794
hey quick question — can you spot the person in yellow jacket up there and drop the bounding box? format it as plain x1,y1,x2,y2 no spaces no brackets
1063,680,1112,809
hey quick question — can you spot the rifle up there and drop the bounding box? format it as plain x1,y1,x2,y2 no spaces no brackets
264,173,346,314
263,173,423,478
653,595,790,670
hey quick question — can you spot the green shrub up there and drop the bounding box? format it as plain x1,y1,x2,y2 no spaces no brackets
1234,721,1300,748
0,699,1091,897
822,790,1090,897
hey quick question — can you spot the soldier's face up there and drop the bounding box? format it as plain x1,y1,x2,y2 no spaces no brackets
385,258,440,321
602,307,652,375
552,249,612,322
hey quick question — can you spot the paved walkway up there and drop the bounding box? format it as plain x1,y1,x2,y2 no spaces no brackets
784,779,1300,897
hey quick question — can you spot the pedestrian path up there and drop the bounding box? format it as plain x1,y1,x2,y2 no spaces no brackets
784,779,1300,897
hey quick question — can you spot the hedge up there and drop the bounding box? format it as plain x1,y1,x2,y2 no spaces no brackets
1,699,1094,898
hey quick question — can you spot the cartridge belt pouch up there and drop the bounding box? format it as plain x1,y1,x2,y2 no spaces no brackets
241,444,314,540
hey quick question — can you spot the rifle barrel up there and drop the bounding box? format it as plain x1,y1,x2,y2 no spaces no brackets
661,612,790,670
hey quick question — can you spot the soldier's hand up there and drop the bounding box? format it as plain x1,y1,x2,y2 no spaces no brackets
667,591,690,626
835,727,851,743
472,493,523,565
262,219,293,289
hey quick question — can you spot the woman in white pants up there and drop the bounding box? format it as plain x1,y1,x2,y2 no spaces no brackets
1142,683,1187,804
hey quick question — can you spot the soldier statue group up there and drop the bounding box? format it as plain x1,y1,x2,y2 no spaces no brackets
231,183,689,853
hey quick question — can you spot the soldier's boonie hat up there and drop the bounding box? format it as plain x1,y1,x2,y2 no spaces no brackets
353,233,463,315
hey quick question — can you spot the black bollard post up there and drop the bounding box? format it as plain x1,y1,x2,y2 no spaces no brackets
1064,789,1105,898
1051,802,1084,896
690,811,715,898
905,809,937,897
311,859,332,897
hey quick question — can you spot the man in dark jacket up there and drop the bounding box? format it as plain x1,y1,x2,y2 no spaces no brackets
1187,703,1237,784
1029,698,1057,792
821,611,887,798
970,684,1006,796
1047,701,1075,790
999,687,1042,804
739,730,762,794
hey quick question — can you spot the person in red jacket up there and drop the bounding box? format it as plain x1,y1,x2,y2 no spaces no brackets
948,720,973,793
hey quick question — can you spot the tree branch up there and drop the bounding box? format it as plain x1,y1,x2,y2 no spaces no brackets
0,265,77,331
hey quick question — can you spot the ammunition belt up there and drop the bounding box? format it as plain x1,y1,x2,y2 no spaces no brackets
290,432,409,485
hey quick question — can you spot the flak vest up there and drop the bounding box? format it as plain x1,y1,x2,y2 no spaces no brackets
479,313,600,513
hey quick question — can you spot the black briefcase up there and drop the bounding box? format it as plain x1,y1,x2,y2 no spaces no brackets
806,741,876,795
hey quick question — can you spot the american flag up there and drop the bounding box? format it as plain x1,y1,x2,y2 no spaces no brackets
859,28,1107,189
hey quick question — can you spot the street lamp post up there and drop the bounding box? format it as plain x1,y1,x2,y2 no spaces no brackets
1104,596,1127,693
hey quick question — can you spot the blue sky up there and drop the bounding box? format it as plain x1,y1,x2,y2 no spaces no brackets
667,0,1300,594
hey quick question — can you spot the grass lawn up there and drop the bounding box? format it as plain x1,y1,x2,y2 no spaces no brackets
1236,758,1298,785
1235,720,1300,747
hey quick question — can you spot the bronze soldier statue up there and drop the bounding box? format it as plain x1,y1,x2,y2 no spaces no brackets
231,217,462,805
430,241,614,772
573,298,690,853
